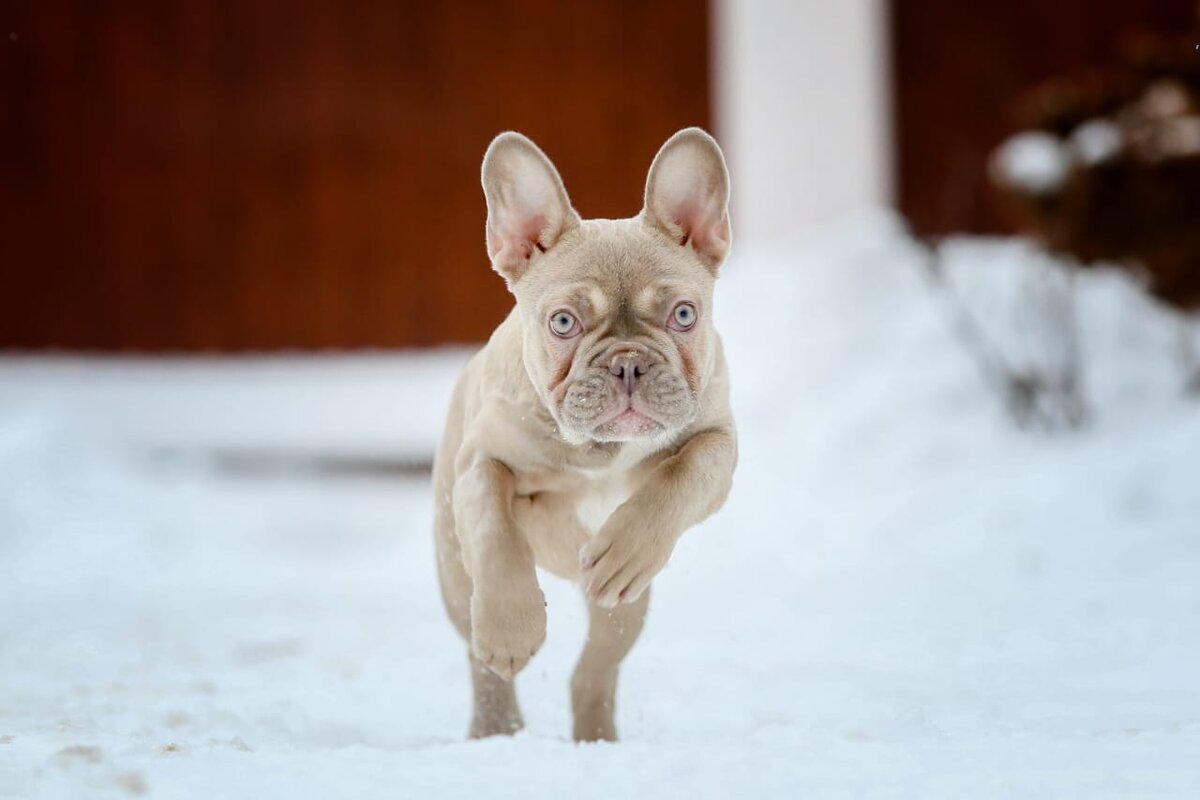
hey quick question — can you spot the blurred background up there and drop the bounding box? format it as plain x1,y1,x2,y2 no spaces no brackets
3,0,1195,352
2,2,1200,798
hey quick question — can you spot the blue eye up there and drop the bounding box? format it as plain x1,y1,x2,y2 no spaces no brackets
549,310,578,336
672,303,696,329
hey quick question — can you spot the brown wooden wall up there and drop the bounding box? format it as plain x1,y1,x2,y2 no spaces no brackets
890,0,1198,236
0,1,711,351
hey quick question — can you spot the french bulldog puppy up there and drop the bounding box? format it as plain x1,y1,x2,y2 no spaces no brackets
433,127,737,742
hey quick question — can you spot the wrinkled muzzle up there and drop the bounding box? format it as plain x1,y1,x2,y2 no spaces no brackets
557,343,697,442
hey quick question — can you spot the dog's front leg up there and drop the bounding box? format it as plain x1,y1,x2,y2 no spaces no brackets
580,426,737,607
453,457,546,681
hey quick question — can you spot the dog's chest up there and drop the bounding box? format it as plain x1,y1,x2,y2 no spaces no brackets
574,472,634,535
571,439,659,534
518,439,664,579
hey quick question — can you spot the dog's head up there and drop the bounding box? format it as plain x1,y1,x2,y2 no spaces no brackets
481,128,731,445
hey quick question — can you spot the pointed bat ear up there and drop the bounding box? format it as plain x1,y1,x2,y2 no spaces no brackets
642,127,732,272
481,132,581,287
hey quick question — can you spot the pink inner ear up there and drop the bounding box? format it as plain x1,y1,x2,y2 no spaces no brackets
490,212,547,268
672,200,725,255
672,204,696,246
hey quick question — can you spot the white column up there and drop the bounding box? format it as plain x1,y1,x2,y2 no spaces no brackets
712,0,893,242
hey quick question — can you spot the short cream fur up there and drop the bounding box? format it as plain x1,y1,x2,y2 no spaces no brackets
433,128,737,742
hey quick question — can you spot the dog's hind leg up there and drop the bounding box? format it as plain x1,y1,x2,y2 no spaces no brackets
571,589,649,742
467,653,524,738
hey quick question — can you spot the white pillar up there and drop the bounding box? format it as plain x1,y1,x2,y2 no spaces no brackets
713,0,893,242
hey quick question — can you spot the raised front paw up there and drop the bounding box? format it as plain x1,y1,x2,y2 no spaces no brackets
470,584,547,681
579,522,673,609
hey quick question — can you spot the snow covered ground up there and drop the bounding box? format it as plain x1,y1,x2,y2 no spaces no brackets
2,216,1198,798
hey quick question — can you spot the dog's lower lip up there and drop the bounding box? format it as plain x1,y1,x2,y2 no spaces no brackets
608,406,656,427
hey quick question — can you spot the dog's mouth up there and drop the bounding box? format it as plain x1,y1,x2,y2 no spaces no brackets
589,398,666,441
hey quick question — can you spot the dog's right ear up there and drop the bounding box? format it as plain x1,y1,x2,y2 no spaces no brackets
481,132,580,287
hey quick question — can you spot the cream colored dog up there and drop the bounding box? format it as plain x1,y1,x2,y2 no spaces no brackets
433,127,737,742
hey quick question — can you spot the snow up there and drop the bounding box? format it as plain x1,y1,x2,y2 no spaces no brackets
989,131,1071,194
2,214,1199,798
1070,119,1124,165
1157,116,1200,157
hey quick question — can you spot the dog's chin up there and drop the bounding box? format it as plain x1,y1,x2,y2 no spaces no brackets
589,408,667,443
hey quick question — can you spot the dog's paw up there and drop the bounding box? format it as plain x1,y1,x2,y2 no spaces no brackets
470,585,547,681
579,522,673,609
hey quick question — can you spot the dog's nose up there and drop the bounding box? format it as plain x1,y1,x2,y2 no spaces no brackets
609,348,649,395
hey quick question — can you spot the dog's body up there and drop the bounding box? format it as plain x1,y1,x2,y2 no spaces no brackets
433,129,736,741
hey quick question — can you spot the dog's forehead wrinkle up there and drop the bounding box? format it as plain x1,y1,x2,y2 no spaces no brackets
529,219,709,315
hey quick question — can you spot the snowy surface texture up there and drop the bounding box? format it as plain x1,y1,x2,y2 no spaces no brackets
2,217,1199,798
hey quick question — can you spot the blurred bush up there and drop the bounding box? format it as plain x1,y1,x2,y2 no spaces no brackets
990,28,1200,312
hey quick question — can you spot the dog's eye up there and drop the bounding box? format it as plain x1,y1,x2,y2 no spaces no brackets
670,302,697,330
549,310,579,337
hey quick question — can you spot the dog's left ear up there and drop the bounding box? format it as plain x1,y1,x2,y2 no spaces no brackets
642,127,732,271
